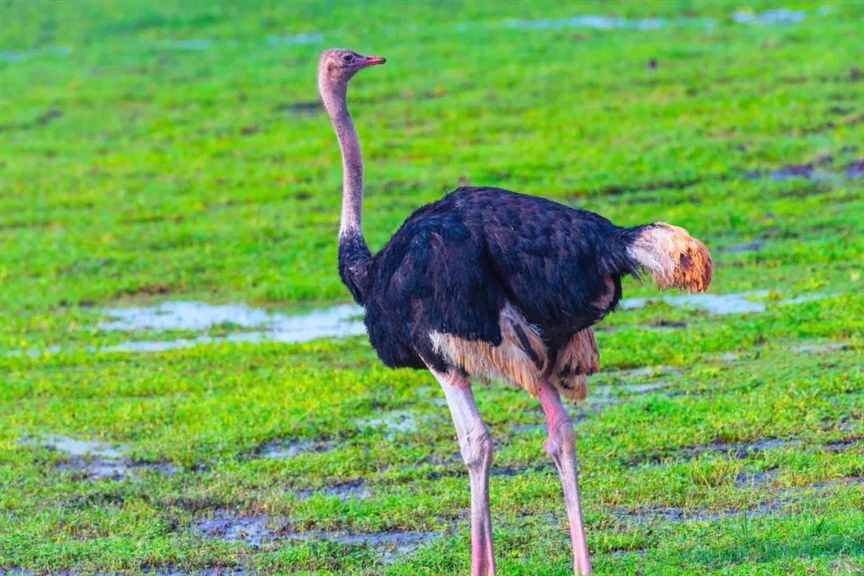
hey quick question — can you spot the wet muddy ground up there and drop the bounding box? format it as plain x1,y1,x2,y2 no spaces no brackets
193,509,440,561
502,8,821,32
4,3,863,572
11,288,825,358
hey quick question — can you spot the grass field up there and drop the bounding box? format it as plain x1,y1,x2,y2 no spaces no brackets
1,0,863,574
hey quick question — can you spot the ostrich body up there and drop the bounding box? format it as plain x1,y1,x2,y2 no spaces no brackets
318,49,712,576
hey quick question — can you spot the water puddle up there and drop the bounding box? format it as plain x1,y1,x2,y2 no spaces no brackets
721,240,766,254
621,291,767,315
195,512,281,548
20,434,179,480
99,302,365,352
16,290,836,357
749,159,864,182
0,46,70,63
504,15,671,31
29,434,124,459
356,410,420,439
195,511,439,560
615,476,863,525
266,33,324,46
633,438,802,466
296,479,371,501
734,469,780,488
621,291,832,316
691,438,801,458
512,423,546,435
718,351,742,363
150,569,250,576
284,530,441,562
501,9,822,33
101,301,290,331
823,437,862,453
165,39,211,51
596,381,673,397
733,9,806,25
613,503,776,524
790,342,851,354
608,366,681,380
2,32,321,67
257,439,334,460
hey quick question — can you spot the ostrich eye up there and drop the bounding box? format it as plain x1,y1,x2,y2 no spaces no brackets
342,53,354,63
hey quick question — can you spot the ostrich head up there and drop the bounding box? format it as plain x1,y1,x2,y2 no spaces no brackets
318,49,385,102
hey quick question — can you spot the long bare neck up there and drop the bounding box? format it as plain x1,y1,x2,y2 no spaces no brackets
321,82,364,238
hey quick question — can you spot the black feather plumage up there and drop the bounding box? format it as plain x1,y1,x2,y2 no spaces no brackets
338,186,643,372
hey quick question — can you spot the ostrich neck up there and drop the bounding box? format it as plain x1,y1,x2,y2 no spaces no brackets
321,78,373,305
323,85,365,238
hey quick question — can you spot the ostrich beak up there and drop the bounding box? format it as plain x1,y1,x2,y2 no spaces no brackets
364,55,386,66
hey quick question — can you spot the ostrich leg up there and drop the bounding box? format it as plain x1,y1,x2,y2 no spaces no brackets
538,380,592,575
431,369,496,576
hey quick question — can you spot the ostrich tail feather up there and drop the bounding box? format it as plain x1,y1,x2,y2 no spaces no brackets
626,223,713,293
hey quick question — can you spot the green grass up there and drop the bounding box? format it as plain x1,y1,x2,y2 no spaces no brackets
1,0,863,574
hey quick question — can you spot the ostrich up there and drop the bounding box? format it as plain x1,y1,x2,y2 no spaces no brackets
317,49,712,576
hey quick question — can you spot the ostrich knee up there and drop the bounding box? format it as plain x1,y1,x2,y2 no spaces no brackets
545,415,576,470
460,426,494,471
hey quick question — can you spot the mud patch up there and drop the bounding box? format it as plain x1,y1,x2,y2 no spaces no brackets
195,511,282,548
491,464,549,477
277,100,322,116
847,159,864,178
647,319,688,330
20,434,179,480
0,108,63,133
